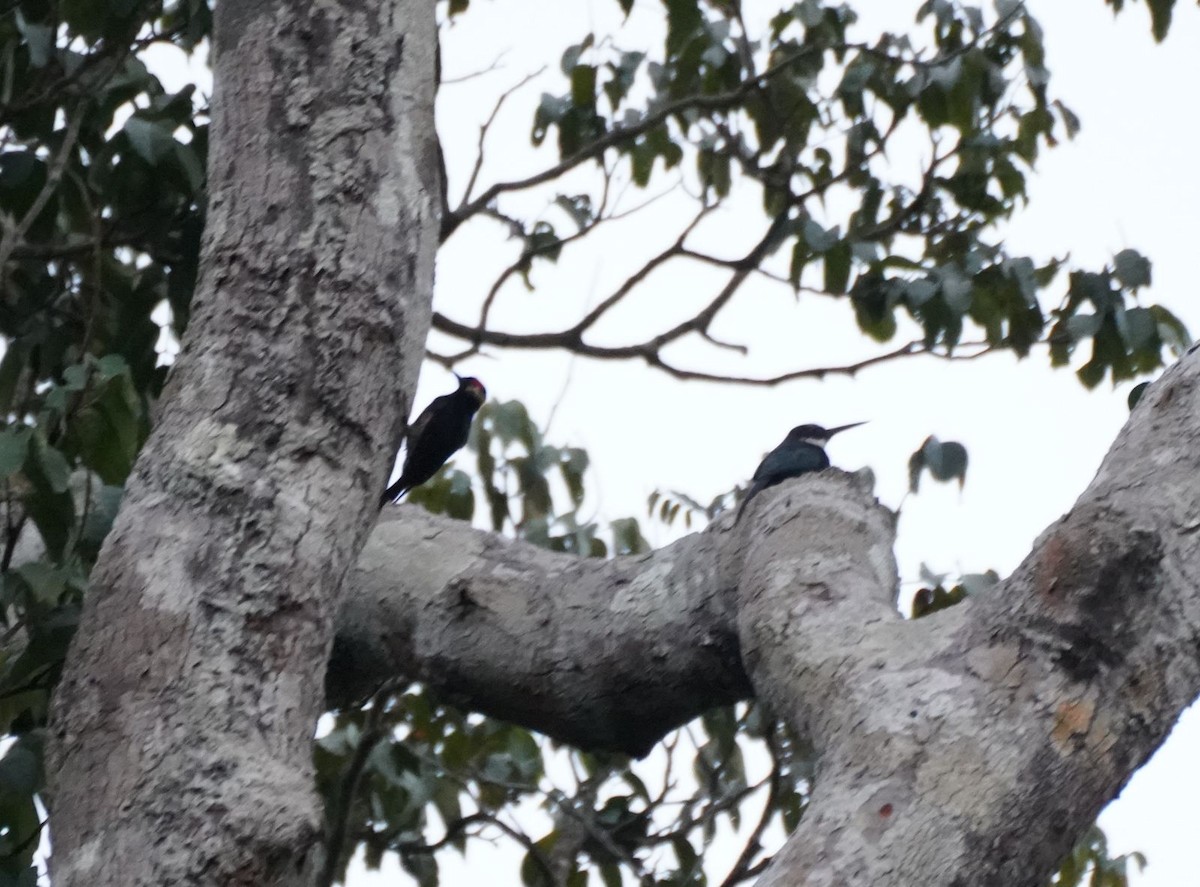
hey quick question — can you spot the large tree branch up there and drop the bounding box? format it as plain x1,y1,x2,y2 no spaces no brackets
330,506,754,755
334,345,1200,885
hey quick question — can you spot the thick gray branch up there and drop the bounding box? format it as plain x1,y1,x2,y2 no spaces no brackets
330,508,754,756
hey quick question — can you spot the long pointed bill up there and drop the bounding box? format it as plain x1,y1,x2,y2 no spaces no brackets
826,421,867,437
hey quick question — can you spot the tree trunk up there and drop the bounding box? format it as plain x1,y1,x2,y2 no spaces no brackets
47,2,439,884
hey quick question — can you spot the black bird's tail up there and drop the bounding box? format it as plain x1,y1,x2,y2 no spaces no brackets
734,480,767,524
380,479,411,507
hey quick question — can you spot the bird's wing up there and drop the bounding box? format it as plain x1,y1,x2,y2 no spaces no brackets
380,395,447,506
752,444,828,482
404,395,444,448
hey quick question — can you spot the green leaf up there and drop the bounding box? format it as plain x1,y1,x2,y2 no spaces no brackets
664,0,703,56
1148,0,1173,41
0,427,31,479
1,611,77,704
911,583,967,618
554,194,594,230
560,34,594,75
908,436,968,492
123,117,178,164
1054,99,1081,139
1077,358,1106,389
489,400,537,450
520,832,557,887
0,152,47,214
0,344,27,413
611,517,648,555
29,434,71,494
95,354,129,379
76,484,123,557
23,434,74,558
72,372,145,485
14,561,68,605
1150,304,1191,353
939,266,973,314
959,570,1000,595
850,274,897,341
0,733,43,798
1065,313,1101,341
1113,248,1151,289
569,64,597,109
823,241,852,294
560,446,588,506
929,440,968,487
1117,306,1156,352
803,218,837,252
15,14,55,68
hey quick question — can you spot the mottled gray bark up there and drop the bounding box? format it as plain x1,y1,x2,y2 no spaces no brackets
329,506,756,755
330,349,1200,887
47,2,439,885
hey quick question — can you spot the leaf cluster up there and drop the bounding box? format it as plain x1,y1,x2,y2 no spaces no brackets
435,0,1189,387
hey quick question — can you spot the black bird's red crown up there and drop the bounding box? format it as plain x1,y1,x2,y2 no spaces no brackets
457,375,486,404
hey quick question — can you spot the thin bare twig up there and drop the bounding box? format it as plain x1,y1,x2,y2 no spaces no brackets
469,164,617,349
440,50,512,86
573,201,715,334
442,43,834,239
461,67,546,207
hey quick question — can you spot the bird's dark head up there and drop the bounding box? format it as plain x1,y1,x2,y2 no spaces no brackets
785,421,865,445
455,374,487,405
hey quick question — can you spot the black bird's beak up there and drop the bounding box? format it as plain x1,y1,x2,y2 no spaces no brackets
826,421,866,437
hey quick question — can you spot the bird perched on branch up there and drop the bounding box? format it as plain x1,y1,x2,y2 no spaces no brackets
735,422,864,523
381,374,487,506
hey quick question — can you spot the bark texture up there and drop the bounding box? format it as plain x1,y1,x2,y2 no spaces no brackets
47,2,439,884
330,506,756,755
332,349,1200,887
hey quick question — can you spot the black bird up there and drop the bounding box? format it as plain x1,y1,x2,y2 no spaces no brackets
381,375,487,505
735,422,865,523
